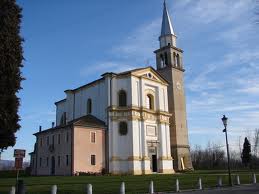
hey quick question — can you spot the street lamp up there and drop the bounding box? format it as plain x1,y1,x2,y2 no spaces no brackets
221,115,232,186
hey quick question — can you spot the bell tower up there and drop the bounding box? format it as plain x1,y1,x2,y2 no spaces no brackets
154,0,193,171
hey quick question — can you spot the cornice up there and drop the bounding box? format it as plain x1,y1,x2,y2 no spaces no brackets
108,106,171,123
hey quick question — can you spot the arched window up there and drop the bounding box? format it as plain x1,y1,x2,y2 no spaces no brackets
146,94,154,110
60,112,66,125
179,56,183,68
118,90,127,107
87,98,92,114
164,52,168,66
119,122,128,135
173,52,177,67
176,54,180,67
160,54,164,68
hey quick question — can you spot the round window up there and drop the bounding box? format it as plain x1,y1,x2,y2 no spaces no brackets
119,122,128,135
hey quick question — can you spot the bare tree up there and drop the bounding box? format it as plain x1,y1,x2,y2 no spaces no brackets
253,129,259,157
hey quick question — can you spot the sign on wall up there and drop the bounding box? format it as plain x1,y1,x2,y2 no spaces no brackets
13,149,26,170
146,125,157,136
14,149,26,158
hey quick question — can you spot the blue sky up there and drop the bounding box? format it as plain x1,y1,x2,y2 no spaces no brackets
2,0,259,161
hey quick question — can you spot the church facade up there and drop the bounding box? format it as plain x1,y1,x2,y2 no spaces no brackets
30,1,193,176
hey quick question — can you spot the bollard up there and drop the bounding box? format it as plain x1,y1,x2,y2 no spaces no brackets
51,185,57,194
17,180,25,194
236,175,240,185
198,178,202,190
149,180,154,194
9,186,15,194
86,184,92,194
217,177,222,187
120,182,125,194
252,173,257,184
176,179,180,192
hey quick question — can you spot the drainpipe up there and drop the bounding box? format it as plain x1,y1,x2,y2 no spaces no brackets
71,125,74,176
73,92,75,120
106,74,114,173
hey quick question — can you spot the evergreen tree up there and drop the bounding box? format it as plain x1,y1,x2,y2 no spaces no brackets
0,0,23,151
241,137,251,167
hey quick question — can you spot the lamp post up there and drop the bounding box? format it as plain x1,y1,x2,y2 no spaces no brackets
222,115,232,186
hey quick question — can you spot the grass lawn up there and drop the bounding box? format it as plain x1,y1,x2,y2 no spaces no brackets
0,170,258,194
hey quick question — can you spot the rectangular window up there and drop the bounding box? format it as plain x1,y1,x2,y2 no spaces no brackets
58,134,61,144
58,156,61,167
52,135,55,145
47,136,49,145
46,157,49,167
66,155,69,166
39,157,42,167
40,138,43,147
90,132,96,143
91,155,96,166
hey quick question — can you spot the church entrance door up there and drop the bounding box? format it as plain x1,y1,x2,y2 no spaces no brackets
152,155,157,172
51,156,55,175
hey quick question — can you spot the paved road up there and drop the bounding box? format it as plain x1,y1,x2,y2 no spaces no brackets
163,184,259,194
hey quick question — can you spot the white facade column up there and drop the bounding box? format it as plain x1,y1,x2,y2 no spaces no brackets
158,123,167,158
112,121,119,173
130,120,142,174
141,121,151,174
108,118,113,172
158,123,174,173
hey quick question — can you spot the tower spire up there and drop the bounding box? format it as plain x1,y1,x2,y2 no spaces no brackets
159,0,177,48
161,0,175,36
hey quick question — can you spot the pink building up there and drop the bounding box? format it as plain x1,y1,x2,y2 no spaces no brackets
30,115,106,175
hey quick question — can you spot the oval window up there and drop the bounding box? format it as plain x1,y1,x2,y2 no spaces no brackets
119,122,128,135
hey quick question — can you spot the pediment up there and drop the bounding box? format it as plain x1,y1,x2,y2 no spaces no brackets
131,67,168,85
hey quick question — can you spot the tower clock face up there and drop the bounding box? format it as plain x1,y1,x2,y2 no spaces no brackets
176,81,181,90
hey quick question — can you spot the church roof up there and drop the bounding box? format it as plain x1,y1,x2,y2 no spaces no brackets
161,0,175,37
33,115,106,136
71,114,106,128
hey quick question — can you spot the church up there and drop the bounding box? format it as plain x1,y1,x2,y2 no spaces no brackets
29,1,193,176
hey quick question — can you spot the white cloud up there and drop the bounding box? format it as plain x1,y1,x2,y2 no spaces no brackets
187,48,259,93
80,62,138,77
237,79,259,94
179,0,253,24
80,19,162,78
187,64,220,92
112,19,160,62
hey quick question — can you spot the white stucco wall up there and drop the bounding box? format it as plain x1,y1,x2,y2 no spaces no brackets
73,80,108,122
110,77,132,106
55,78,108,125
131,76,168,111
56,100,66,126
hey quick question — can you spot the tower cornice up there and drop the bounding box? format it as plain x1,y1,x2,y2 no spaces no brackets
154,45,183,54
